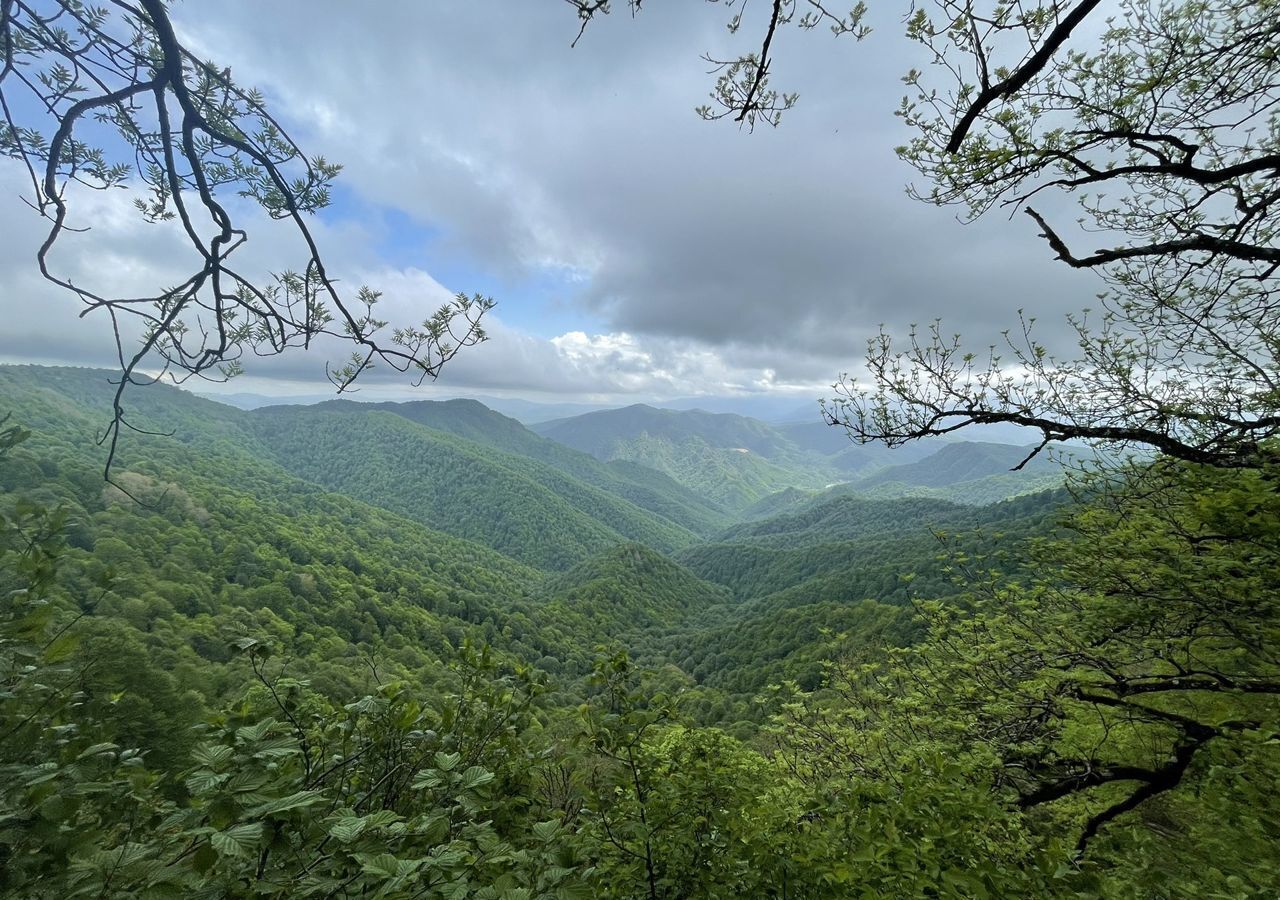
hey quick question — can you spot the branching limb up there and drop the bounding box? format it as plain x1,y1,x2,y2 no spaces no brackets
0,0,494,479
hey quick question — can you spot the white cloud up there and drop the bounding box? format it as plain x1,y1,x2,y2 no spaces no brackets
544,329,828,399
1,1,1107,407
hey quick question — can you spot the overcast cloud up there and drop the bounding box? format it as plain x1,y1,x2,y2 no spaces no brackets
0,0,1102,406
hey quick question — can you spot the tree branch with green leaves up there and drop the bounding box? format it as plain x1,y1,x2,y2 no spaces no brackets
0,0,493,480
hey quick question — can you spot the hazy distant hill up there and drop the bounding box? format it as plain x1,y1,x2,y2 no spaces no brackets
535,404,796,458
773,420,871,456
778,420,941,473
533,404,1065,512
834,441,1065,505
461,396,613,424
659,395,826,423
854,441,1057,489
533,404,841,511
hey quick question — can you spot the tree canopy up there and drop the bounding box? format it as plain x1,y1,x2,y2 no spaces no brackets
832,0,1280,467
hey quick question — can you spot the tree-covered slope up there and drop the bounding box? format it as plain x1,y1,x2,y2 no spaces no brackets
296,398,729,536
666,487,1069,698
3,365,749,689
246,406,700,570
713,494,975,549
735,486,815,522
533,404,841,511
679,487,1066,601
0,367,713,572
539,542,732,634
0,368,569,695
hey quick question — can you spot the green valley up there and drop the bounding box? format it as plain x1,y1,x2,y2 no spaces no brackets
534,403,1063,512
3,361,1277,898
2,1,1277,894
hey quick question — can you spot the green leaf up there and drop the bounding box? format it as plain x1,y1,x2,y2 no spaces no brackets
359,852,403,879
329,816,367,843
191,743,234,769
184,769,228,794
434,750,461,772
210,822,262,858
531,820,560,842
246,789,323,818
458,765,494,791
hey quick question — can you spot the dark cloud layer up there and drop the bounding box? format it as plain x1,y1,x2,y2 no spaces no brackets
1,1,1103,400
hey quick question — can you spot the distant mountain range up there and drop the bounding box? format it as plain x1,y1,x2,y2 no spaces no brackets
0,363,1071,704
197,389,832,425
6,365,1065,569
533,403,1064,512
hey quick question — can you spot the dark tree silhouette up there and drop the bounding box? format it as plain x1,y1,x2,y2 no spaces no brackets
824,0,1280,470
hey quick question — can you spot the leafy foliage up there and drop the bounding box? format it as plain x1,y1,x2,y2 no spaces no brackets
3,364,1276,897
774,458,1280,896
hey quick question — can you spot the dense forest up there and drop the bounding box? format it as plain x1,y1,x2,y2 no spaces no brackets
2,0,1278,897
3,365,1276,897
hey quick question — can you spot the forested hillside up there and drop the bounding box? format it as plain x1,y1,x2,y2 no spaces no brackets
3,0,1278,894
5,361,1274,900
4,361,1277,897
246,406,699,570
534,404,1061,511
289,399,731,537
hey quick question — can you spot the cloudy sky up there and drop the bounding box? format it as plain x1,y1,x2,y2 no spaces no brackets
0,0,1099,412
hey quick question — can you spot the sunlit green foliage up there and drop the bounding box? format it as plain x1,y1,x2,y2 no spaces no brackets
3,364,1276,897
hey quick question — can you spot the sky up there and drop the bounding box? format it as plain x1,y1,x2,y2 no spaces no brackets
0,0,1101,414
